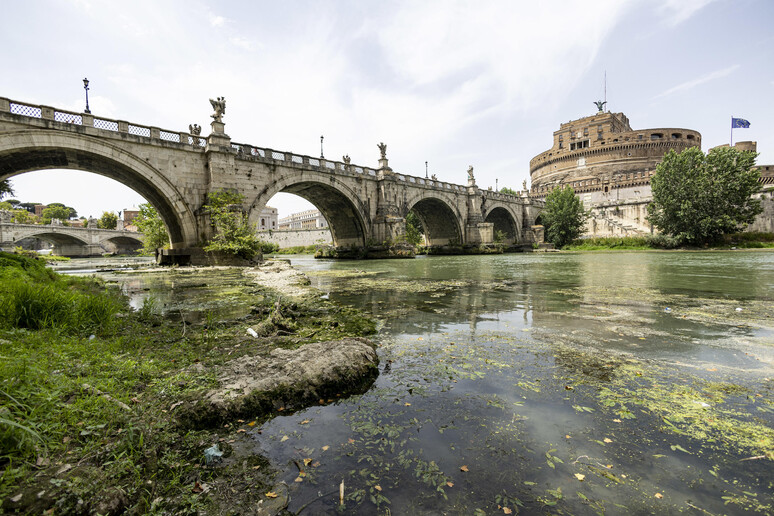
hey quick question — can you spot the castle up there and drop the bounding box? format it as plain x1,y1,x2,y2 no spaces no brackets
529,109,774,236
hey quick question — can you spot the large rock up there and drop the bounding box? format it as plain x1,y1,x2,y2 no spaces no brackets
178,338,379,428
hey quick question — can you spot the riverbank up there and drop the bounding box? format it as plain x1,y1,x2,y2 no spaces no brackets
0,254,377,514
564,232,774,251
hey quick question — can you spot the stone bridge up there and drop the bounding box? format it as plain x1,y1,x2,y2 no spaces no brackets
0,95,543,260
0,220,144,256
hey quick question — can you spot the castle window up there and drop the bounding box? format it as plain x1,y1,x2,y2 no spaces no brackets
650,133,663,140
671,133,681,139
638,134,643,140
687,134,695,140
558,142,563,149
261,218,265,226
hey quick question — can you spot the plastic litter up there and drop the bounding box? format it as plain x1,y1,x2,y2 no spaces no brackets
664,308,671,313
735,307,742,312
246,328,258,338
204,444,223,465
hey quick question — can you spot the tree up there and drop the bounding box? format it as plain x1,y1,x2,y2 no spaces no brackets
541,185,589,248
647,147,762,244
97,211,119,230
134,203,170,253
203,190,265,260
40,204,73,224
11,210,34,224
0,201,12,211
404,211,425,246
0,180,13,200
499,187,519,196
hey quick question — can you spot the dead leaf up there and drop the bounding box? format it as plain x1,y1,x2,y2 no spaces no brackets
446,481,454,487
248,421,256,427
604,438,613,443
503,507,513,514
10,493,22,503
252,465,261,470
374,485,382,491
266,492,278,498
348,438,355,444
280,435,289,442
574,473,585,481
303,458,313,466
294,476,303,483
56,464,72,475
565,435,571,439
613,419,622,423
322,445,330,451
564,385,574,390
404,402,411,407
654,493,663,499
300,419,310,425
237,429,246,433
460,465,469,472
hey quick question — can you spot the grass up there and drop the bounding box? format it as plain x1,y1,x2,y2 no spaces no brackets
0,251,376,514
271,244,319,255
564,232,774,251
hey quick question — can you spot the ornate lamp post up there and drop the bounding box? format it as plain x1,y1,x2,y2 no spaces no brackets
320,135,324,159
83,78,91,114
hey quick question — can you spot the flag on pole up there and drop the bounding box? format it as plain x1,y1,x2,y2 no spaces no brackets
731,117,750,128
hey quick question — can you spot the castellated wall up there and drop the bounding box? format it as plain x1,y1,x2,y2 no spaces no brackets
257,229,332,249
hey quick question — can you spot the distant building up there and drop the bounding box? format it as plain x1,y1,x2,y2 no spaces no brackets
122,209,139,226
259,206,278,230
278,209,328,230
530,110,701,201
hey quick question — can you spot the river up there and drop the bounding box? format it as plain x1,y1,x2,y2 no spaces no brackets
82,251,774,514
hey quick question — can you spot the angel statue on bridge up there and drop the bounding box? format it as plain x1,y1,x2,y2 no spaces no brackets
378,142,387,159
210,97,226,122
467,165,475,183
189,124,201,135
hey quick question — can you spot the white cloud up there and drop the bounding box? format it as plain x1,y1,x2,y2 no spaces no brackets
653,64,740,99
210,15,225,27
658,0,718,26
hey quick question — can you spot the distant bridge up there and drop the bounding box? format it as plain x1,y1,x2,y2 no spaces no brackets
0,221,144,256
0,95,543,260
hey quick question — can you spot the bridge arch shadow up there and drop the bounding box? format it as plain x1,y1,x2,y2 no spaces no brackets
0,130,196,248
484,206,521,245
407,197,462,246
248,172,369,247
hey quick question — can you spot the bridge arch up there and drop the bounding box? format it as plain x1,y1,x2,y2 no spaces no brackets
483,205,523,244
0,130,198,248
404,193,463,246
247,170,369,247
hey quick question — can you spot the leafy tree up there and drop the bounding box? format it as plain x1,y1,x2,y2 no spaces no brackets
11,210,35,224
541,185,589,248
647,147,762,244
405,211,424,246
47,202,78,219
40,204,73,224
97,211,119,230
499,187,519,196
5,199,20,209
134,203,170,253
0,180,13,200
19,202,40,214
0,201,12,211
203,190,265,260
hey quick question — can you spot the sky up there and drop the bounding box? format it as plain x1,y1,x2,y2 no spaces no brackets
1,0,772,220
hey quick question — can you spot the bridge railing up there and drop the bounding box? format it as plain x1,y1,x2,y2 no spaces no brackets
230,141,479,193
2,96,207,148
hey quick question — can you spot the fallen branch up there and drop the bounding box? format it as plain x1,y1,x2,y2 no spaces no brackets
739,455,765,461
81,383,131,411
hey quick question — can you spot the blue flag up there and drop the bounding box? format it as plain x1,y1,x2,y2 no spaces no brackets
732,117,750,128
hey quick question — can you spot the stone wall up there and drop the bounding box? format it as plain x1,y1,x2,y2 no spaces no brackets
258,229,332,248
748,189,774,233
